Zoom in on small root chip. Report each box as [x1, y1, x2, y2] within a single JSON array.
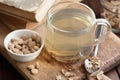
[[61, 69, 76, 77], [35, 62, 39, 69], [61, 69, 66, 75], [97, 71, 111, 80], [68, 76, 79, 80], [27, 65, 35, 70], [64, 72, 76, 77], [56, 74, 62, 80], [31, 68, 38, 75]]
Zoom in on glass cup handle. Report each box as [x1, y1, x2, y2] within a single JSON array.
[[95, 19, 111, 44]]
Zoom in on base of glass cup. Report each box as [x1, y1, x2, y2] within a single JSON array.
[[48, 51, 89, 63]]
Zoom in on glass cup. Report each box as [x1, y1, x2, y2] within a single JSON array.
[[45, 1, 111, 63]]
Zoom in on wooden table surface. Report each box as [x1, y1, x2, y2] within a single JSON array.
[[0, 22, 120, 80], [1, 53, 120, 80], [105, 33, 120, 80]]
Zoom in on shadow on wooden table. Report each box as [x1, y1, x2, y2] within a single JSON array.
[[0, 54, 25, 80]]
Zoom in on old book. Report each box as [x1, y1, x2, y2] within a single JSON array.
[[0, 12, 41, 30], [0, 0, 56, 22]]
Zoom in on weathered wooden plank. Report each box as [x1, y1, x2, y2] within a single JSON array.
[[105, 69, 120, 80]]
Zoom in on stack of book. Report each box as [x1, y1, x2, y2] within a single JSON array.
[[0, 0, 57, 30]]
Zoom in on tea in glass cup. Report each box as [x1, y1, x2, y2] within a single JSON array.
[[45, 1, 111, 63]]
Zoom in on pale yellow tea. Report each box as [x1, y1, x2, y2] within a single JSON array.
[[45, 8, 95, 63]]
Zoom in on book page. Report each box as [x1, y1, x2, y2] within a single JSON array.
[[0, 0, 43, 12]]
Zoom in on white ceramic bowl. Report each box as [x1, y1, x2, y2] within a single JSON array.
[[4, 29, 44, 62]]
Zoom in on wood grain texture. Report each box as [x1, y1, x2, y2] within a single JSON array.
[[105, 69, 120, 80], [117, 65, 120, 77], [0, 21, 120, 80], [98, 32, 120, 72]]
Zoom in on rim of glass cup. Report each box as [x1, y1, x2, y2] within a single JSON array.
[[46, 1, 96, 33]]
